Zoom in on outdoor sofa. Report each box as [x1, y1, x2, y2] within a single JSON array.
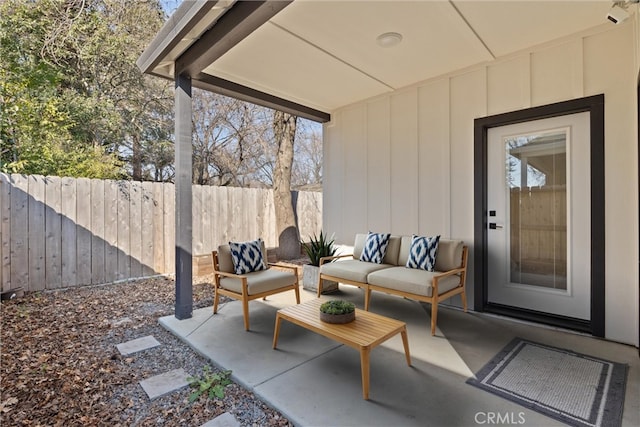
[[317, 233, 468, 335]]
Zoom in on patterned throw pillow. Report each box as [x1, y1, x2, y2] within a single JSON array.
[[360, 232, 391, 264], [406, 235, 440, 271], [229, 238, 267, 275]]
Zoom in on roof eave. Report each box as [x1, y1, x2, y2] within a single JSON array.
[[138, 0, 331, 123], [194, 73, 330, 122], [136, 0, 218, 74]]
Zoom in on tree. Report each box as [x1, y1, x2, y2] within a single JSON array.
[[0, 0, 172, 179], [0, 0, 123, 178], [272, 110, 299, 259], [0, 0, 326, 187], [292, 120, 323, 189], [191, 90, 270, 186]]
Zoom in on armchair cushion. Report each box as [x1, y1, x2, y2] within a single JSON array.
[[229, 238, 267, 274], [220, 268, 298, 295], [360, 232, 391, 264]]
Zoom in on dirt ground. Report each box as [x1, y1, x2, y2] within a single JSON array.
[[0, 275, 294, 426]]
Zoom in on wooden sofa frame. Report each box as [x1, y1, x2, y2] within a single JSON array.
[[318, 245, 468, 336]]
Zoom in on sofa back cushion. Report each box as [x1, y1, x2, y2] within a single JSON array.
[[353, 233, 401, 265], [217, 240, 268, 274], [435, 239, 464, 271], [399, 237, 464, 271], [353, 233, 367, 259], [398, 235, 414, 266]]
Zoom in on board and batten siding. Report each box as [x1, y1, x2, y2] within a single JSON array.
[[0, 174, 322, 292], [323, 21, 638, 345]]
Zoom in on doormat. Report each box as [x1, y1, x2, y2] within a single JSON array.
[[467, 338, 628, 427]]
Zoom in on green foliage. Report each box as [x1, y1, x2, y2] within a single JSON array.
[[0, 0, 170, 179], [0, 0, 322, 185], [319, 300, 355, 315], [187, 366, 232, 403], [302, 231, 337, 266]]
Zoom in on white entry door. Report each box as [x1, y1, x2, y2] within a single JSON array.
[[487, 112, 591, 320]]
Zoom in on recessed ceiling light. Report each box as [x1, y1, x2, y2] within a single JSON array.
[[376, 32, 402, 48]]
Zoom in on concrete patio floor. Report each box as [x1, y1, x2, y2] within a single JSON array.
[[159, 286, 639, 427]]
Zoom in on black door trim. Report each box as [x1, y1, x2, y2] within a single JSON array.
[[473, 94, 605, 337]]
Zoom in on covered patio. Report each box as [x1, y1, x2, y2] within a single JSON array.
[[138, 1, 639, 425], [139, 0, 639, 344], [160, 286, 639, 426]]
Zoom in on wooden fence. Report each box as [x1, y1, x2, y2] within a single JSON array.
[[0, 173, 322, 292], [510, 186, 567, 277]]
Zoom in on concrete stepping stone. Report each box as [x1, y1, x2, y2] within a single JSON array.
[[117, 335, 160, 356], [139, 368, 190, 400], [200, 412, 240, 427]]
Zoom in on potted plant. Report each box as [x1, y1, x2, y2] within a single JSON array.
[[301, 231, 339, 293], [319, 300, 356, 324]]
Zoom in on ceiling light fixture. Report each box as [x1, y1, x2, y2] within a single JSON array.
[[376, 32, 403, 48]]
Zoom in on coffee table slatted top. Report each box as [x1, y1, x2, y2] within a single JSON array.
[[276, 299, 405, 348]]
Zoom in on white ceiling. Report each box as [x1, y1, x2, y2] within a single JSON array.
[[174, 1, 617, 113]]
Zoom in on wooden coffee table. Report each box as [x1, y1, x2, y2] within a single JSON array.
[[272, 299, 411, 400]]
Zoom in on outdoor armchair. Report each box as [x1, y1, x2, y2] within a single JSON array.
[[212, 240, 300, 330]]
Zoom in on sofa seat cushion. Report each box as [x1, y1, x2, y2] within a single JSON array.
[[320, 259, 392, 283], [220, 268, 297, 295], [367, 267, 461, 297]]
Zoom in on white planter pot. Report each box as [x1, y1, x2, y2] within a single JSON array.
[[302, 264, 339, 294]]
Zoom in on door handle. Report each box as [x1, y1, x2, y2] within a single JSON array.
[[489, 223, 503, 229]]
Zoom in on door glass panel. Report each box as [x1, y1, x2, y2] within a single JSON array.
[[506, 130, 567, 290]]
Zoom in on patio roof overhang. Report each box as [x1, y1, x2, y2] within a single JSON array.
[[137, 0, 616, 319], [138, 0, 614, 124]]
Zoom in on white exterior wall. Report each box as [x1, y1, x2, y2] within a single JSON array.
[[323, 21, 639, 346]]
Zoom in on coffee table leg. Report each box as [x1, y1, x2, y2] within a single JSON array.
[[272, 314, 282, 349], [360, 347, 370, 400], [401, 327, 411, 366]]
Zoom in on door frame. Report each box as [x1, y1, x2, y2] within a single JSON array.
[[473, 94, 605, 337]]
